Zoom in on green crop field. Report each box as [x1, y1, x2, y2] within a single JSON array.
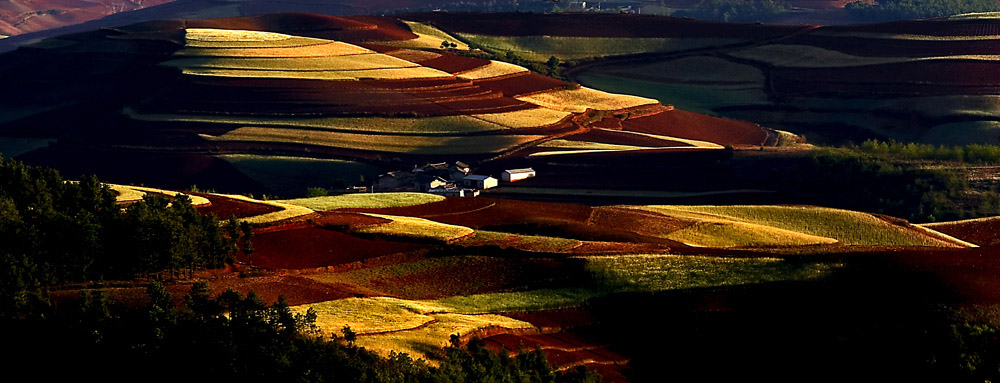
[[463, 230, 582, 252], [576, 72, 769, 115], [605, 56, 766, 84], [0, 137, 55, 158], [220, 155, 378, 197], [457, 34, 743, 61]]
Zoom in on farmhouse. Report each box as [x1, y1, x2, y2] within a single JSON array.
[[450, 161, 471, 181], [428, 186, 480, 197], [501, 168, 536, 182], [376, 171, 413, 190], [415, 175, 447, 192], [461, 175, 498, 190]]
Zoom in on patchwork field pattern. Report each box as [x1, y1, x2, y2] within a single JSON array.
[[561, 13, 1000, 144]]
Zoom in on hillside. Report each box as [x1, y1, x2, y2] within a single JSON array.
[[0, 12, 788, 195], [401, 12, 1000, 145]]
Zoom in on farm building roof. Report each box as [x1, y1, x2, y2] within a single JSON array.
[[504, 168, 535, 174], [464, 175, 495, 181]]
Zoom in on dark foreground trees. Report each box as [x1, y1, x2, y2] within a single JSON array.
[[0, 156, 246, 317], [6, 282, 601, 383]]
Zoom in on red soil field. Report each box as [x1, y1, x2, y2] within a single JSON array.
[[785, 33, 1000, 57], [358, 197, 685, 248], [880, 247, 1000, 304], [341, 196, 497, 217], [118, 13, 419, 44], [570, 241, 671, 254], [244, 226, 428, 269], [311, 211, 392, 229], [583, 363, 632, 383], [562, 128, 694, 147], [205, 273, 359, 306], [342, 16, 419, 41], [415, 54, 492, 74], [590, 117, 622, 130], [347, 256, 584, 300], [0, 0, 176, 36], [184, 77, 471, 91], [348, 198, 678, 247], [420, 198, 594, 228], [474, 72, 575, 97], [193, 193, 282, 219], [621, 109, 769, 147], [925, 218, 1000, 247], [482, 329, 630, 383], [404, 12, 811, 38], [503, 307, 597, 329]]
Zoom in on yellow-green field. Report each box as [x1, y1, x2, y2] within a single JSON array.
[[175, 42, 373, 58], [381, 21, 469, 50], [470, 107, 572, 128], [462, 230, 582, 252], [215, 194, 315, 224], [278, 192, 444, 211], [454, 60, 529, 80], [536, 139, 650, 151], [108, 184, 211, 206], [163, 54, 420, 71], [628, 205, 966, 247], [125, 109, 513, 134], [355, 214, 474, 243], [516, 87, 658, 113]]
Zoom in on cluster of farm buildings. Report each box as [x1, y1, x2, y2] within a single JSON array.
[[376, 162, 535, 197]]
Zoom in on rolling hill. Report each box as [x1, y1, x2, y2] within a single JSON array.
[[401, 12, 1000, 145], [0, 12, 789, 194]]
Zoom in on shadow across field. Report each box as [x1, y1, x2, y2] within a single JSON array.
[[584, 256, 977, 382]]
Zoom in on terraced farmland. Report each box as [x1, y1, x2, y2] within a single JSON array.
[[557, 13, 1000, 145]]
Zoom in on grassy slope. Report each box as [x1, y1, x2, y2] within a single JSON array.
[[643, 205, 958, 247], [356, 214, 474, 243], [279, 192, 444, 211]]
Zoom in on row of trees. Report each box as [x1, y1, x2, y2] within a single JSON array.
[[845, 139, 1000, 164], [7, 282, 600, 382], [782, 147, 1000, 222], [0, 156, 251, 317], [675, 0, 790, 23]]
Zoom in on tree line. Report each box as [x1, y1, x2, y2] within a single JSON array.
[[0, 156, 250, 318]]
